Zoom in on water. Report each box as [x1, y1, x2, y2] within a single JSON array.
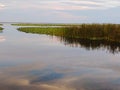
[[0, 24, 120, 90]]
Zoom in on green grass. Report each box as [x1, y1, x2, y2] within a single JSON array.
[[18, 24, 120, 42], [17, 24, 120, 53], [0, 24, 3, 30], [18, 27, 67, 36], [0, 27, 3, 30], [12, 23, 81, 26]]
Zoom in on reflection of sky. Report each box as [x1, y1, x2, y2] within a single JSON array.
[[0, 36, 5, 42], [1, 61, 120, 90], [0, 0, 120, 23], [0, 24, 120, 90]]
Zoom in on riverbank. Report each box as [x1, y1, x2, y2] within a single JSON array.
[[12, 23, 82, 26]]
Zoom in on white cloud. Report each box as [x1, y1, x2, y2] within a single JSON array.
[[28, 0, 120, 10], [51, 11, 87, 19], [0, 0, 120, 23], [2, 0, 120, 10]]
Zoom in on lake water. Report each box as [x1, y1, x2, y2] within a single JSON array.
[[0, 24, 120, 90]]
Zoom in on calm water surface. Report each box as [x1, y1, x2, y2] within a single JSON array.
[[0, 24, 120, 90]]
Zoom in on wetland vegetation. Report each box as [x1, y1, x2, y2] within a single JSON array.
[[17, 24, 120, 53], [0, 27, 3, 31], [1, 23, 120, 90], [18, 24, 120, 42], [0, 27, 3, 30], [12, 23, 81, 26], [0, 24, 3, 30]]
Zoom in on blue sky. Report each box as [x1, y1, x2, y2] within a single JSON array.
[[0, 0, 120, 23]]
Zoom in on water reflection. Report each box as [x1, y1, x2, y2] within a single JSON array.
[[0, 36, 6, 42], [17, 26, 120, 54], [1, 63, 120, 90], [58, 36, 120, 54], [0, 30, 3, 33], [30, 69, 63, 83], [1, 24, 120, 90]]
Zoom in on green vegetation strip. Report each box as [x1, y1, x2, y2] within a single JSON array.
[[0, 27, 3, 30], [18, 24, 120, 42], [12, 23, 81, 26]]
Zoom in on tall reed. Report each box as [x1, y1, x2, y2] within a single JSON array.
[[18, 24, 120, 42]]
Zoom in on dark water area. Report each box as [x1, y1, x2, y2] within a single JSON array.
[[0, 24, 120, 90], [54, 37, 120, 54]]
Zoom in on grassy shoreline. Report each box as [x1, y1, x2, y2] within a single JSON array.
[[12, 23, 83, 26], [0, 27, 3, 30], [17, 24, 120, 43], [0, 24, 3, 30]]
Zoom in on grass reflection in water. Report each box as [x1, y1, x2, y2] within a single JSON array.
[[17, 24, 120, 54]]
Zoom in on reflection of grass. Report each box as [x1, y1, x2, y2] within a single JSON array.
[[18, 24, 120, 42], [12, 23, 80, 26]]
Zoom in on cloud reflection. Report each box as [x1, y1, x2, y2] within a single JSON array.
[[0, 36, 6, 42], [0, 61, 120, 90], [0, 3, 5, 8]]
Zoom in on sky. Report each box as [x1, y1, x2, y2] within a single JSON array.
[[0, 0, 120, 23]]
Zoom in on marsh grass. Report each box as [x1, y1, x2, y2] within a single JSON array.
[[0, 24, 3, 30], [17, 24, 120, 53], [0, 27, 3, 30], [12, 23, 80, 26], [18, 27, 67, 35], [18, 24, 120, 42]]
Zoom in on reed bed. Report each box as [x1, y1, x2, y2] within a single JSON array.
[[18, 24, 120, 42]]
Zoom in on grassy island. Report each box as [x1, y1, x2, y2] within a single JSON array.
[[18, 24, 120, 42], [12, 23, 80, 26]]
